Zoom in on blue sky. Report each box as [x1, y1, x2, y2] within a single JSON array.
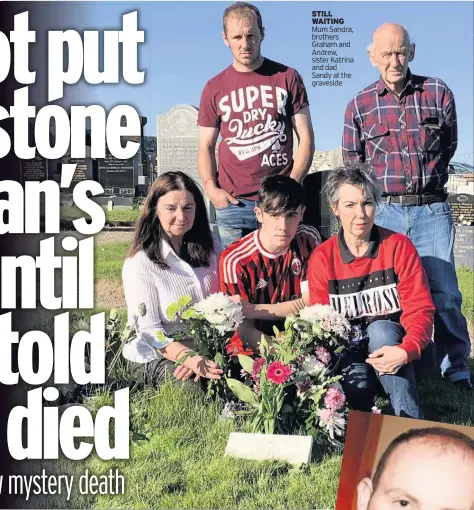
[[50, 1, 473, 164]]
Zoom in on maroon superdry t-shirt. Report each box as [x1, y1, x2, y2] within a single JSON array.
[[198, 58, 309, 200]]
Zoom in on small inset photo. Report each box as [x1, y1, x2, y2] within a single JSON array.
[[336, 410, 474, 510]]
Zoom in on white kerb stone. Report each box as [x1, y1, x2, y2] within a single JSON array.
[[107, 200, 113, 211], [224, 432, 313, 465]]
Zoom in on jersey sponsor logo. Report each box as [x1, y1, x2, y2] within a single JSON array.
[[256, 278, 268, 290], [291, 257, 302, 276]]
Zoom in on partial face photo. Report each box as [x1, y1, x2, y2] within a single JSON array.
[[357, 438, 474, 510], [156, 189, 196, 238], [337, 413, 474, 510]]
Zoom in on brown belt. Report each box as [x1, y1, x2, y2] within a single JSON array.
[[381, 192, 447, 206]]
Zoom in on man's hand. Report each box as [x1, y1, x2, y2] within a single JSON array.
[[366, 346, 408, 375], [206, 184, 239, 209], [184, 355, 223, 382]]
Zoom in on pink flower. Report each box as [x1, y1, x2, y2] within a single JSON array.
[[318, 408, 334, 425], [315, 346, 332, 365], [324, 387, 346, 411], [317, 408, 346, 440], [266, 361, 292, 384], [296, 377, 312, 397], [372, 406, 382, 414], [251, 357, 266, 381]]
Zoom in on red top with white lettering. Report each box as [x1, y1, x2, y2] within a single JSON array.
[[198, 58, 309, 200], [220, 224, 321, 356], [307, 226, 435, 362]]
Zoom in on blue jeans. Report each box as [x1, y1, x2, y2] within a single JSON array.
[[215, 198, 259, 248], [340, 320, 423, 419], [375, 201, 471, 383]]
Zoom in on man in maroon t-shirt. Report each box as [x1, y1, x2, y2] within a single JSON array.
[[198, 1, 314, 248]]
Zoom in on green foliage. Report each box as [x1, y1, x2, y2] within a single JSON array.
[[238, 355, 255, 374], [226, 378, 260, 407]]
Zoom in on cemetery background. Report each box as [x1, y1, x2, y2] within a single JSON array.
[[15, 104, 470, 508], [8, 108, 472, 508]]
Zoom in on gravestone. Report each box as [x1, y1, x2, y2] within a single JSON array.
[[303, 169, 338, 240], [98, 150, 136, 196], [20, 157, 48, 183], [448, 193, 474, 269], [156, 105, 215, 221], [454, 226, 474, 269], [98, 116, 147, 197], [448, 193, 474, 226]]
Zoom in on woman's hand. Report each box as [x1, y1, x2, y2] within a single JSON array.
[[173, 364, 196, 381], [229, 295, 256, 318], [184, 355, 223, 382], [366, 346, 408, 375]]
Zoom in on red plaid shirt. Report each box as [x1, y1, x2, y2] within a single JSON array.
[[342, 69, 457, 195]]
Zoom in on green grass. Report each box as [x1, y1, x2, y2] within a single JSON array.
[[41, 381, 340, 509], [61, 205, 141, 223], [62, 261, 474, 509], [95, 242, 130, 279], [458, 268, 474, 323]]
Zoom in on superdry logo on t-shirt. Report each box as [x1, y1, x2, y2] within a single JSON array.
[[218, 85, 290, 168]]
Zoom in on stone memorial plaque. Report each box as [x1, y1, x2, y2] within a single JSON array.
[[449, 193, 474, 226], [157, 105, 215, 221], [98, 149, 135, 196], [20, 157, 48, 183], [454, 226, 474, 269]]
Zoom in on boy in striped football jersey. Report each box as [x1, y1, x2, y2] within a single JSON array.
[[219, 175, 322, 356]]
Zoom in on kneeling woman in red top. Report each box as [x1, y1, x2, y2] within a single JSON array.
[[307, 164, 435, 419]]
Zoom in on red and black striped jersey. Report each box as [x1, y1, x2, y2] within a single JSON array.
[[219, 224, 322, 355]]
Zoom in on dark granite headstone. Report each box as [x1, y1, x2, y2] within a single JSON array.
[[448, 193, 474, 226], [20, 157, 48, 183], [98, 149, 135, 196], [303, 170, 337, 240], [454, 226, 474, 269]]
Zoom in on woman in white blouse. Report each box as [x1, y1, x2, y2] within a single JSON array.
[[122, 171, 223, 385]]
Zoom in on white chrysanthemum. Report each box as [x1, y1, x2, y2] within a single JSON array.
[[300, 355, 326, 377], [299, 305, 350, 339], [299, 304, 334, 322], [193, 292, 244, 333]]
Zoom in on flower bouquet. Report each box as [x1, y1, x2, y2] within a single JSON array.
[[226, 304, 351, 446], [161, 292, 244, 396]]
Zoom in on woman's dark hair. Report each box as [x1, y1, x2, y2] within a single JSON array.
[[128, 171, 214, 269]]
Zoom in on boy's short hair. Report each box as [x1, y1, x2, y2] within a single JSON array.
[[257, 175, 305, 215]]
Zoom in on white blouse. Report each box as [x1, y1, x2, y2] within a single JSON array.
[[122, 236, 221, 363]]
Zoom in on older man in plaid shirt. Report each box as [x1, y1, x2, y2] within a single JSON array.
[[342, 23, 472, 389]]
